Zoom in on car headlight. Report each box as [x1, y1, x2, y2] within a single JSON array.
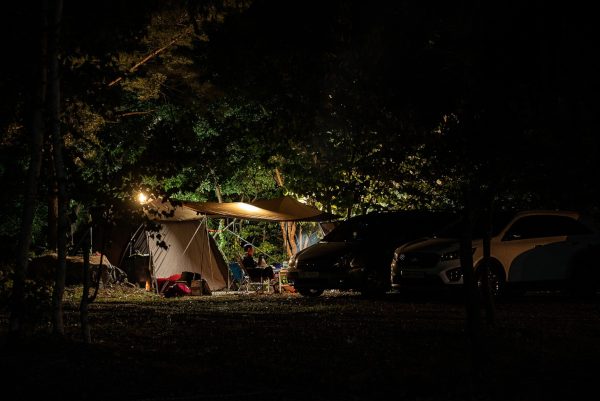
[[440, 248, 476, 261], [440, 250, 460, 261], [334, 254, 353, 269], [349, 257, 361, 269], [445, 267, 463, 282], [393, 249, 409, 264], [288, 256, 297, 269]]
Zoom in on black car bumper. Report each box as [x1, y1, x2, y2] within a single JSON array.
[[287, 269, 365, 290]]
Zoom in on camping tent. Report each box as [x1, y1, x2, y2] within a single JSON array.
[[123, 202, 229, 292], [122, 196, 336, 292]]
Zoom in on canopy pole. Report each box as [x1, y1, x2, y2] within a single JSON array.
[[182, 219, 204, 256], [211, 218, 236, 239], [118, 223, 144, 268], [180, 219, 207, 286], [212, 218, 235, 292], [146, 230, 158, 294], [202, 216, 217, 286], [221, 226, 273, 261]]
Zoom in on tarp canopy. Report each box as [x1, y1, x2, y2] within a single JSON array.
[[183, 195, 338, 222], [139, 196, 337, 269]]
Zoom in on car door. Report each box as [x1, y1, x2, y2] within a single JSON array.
[[502, 215, 591, 282], [495, 216, 543, 282]]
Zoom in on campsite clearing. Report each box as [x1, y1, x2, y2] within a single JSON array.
[[1, 287, 599, 401]]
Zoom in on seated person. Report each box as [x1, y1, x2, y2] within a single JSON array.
[[257, 254, 268, 267], [242, 244, 274, 281]]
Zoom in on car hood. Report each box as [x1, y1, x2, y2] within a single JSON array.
[[398, 237, 461, 254], [295, 241, 354, 261]]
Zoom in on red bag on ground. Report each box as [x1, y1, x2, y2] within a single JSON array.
[[157, 274, 182, 294], [164, 282, 191, 298]]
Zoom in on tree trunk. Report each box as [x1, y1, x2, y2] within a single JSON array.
[[273, 168, 284, 188], [461, 181, 493, 398], [272, 167, 298, 257], [47, 0, 66, 337], [281, 222, 298, 258], [479, 203, 496, 325], [47, 180, 58, 251], [214, 182, 223, 203], [80, 232, 92, 343], [460, 199, 480, 340], [9, 0, 49, 339], [81, 219, 108, 344], [213, 180, 226, 248]]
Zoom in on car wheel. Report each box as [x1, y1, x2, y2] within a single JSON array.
[[361, 269, 390, 297], [476, 265, 504, 298], [567, 246, 600, 299], [569, 264, 599, 299], [298, 288, 324, 297]]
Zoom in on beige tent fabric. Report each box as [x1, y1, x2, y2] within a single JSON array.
[[143, 199, 203, 221], [146, 220, 228, 290]]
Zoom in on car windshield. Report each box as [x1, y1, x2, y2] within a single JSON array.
[[434, 211, 516, 239], [323, 220, 381, 242], [323, 212, 454, 242]]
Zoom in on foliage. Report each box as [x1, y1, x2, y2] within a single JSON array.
[[211, 218, 288, 264], [0, 263, 53, 330], [410, 2, 600, 215], [202, 0, 464, 215], [3, 0, 600, 274]]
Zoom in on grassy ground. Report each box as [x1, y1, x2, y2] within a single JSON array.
[[1, 286, 599, 401]]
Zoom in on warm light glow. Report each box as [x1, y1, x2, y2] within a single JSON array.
[[238, 203, 262, 212], [137, 192, 148, 204]]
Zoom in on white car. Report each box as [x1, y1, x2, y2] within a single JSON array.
[[391, 210, 600, 296]]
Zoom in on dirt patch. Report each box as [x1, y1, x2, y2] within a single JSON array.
[[26, 252, 116, 285], [1, 286, 599, 401]]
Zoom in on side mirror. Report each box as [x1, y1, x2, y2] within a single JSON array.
[[504, 232, 521, 241]]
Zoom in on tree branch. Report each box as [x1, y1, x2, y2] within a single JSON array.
[[108, 25, 193, 87]]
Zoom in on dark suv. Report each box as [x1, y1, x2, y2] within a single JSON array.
[[287, 211, 455, 297]]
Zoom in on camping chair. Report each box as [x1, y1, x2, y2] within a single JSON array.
[[229, 261, 273, 293], [245, 262, 278, 293], [229, 262, 249, 292]]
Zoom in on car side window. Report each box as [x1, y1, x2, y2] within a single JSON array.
[[502, 215, 593, 241]]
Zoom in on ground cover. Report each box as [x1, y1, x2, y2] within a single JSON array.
[[1, 286, 599, 401]]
